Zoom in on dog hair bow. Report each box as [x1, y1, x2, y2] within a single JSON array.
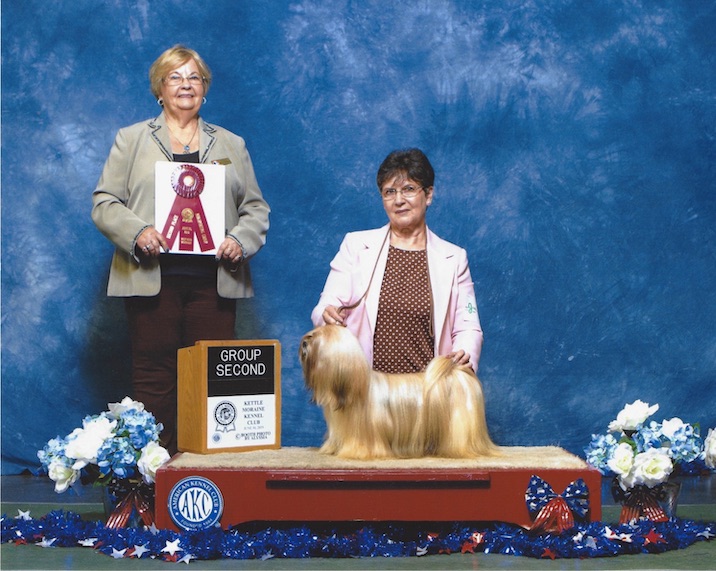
[[525, 475, 590, 533]]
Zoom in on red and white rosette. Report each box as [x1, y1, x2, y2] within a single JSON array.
[[161, 164, 216, 252]]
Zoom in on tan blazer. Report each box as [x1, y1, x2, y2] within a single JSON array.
[[311, 225, 484, 371], [91, 114, 270, 298]]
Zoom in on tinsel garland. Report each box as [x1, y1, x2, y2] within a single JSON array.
[[2, 510, 714, 563]]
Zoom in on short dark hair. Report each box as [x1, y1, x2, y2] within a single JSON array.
[[376, 148, 435, 190]]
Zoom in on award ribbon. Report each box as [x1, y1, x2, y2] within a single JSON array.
[[161, 164, 216, 252]]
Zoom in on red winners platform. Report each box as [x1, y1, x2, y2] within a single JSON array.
[[155, 446, 601, 531]]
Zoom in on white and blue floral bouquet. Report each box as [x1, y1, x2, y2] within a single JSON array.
[[38, 397, 171, 493], [584, 399, 716, 492]]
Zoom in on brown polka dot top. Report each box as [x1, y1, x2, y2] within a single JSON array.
[[373, 246, 434, 373]]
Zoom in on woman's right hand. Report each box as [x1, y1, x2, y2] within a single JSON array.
[[322, 305, 347, 326], [136, 227, 168, 258]]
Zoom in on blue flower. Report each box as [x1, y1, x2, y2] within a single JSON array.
[[96, 437, 139, 480], [666, 425, 702, 464], [37, 436, 68, 469], [633, 421, 664, 452], [117, 409, 162, 450], [584, 433, 618, 475]]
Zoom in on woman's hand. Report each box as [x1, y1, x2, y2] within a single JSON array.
[[448, 349, 471, 368], [137, 227, 168, 258], [322, 305, 346, 326], [216, 237, 244, 265]]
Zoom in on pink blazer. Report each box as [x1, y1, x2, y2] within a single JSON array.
[[311, 225, 484, 371]]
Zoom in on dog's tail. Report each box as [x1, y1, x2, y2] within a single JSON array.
[[422, 357, 498, 457]]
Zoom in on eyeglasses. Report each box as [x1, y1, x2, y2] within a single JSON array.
[[163, 73, 205, 86], [380, 185, 425, 201]]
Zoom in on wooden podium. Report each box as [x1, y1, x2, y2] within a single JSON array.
[[177, 340, 281, 454]]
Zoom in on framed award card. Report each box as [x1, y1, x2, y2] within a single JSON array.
[[155, 162, 225, 255]]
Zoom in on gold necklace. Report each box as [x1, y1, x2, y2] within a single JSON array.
[[168, 121, 199, 153]]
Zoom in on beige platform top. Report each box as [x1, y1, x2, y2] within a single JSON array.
[[167, 446, 590, 471]]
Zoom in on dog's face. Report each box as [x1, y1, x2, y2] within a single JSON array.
[[299, 329, 318, 388], [299, 325, 359, 368], [300, 325, 350, 383], [299, 325, 371, 407]]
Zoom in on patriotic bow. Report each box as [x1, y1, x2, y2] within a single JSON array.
[[611, 479, 675, 524], [525, 475, 590, 534]]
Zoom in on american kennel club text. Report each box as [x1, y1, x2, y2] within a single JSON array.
[[207, 345, 277, 449]]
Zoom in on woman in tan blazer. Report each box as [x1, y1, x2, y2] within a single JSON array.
[[92, 45, 270, 454]]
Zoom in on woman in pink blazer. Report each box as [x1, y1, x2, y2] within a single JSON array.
[[311, 149, 483, 373]]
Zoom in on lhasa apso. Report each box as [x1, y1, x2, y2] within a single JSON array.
[[299, 325, 497, 460]]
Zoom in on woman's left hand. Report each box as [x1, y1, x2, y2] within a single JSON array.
[[448, 349, 471, 368], [216, 237, 244, 265]]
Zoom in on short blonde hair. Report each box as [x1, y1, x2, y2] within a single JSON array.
[[149, 45, 212, 99]]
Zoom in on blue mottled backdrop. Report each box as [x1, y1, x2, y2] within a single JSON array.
[[2, 0, 715, 473]]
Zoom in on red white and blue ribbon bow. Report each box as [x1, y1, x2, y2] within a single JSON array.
[[525, 475, 590, 533]]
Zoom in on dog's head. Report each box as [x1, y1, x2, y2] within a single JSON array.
[[299, 325, 370, 409]]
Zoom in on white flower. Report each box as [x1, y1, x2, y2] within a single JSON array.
[[607, 442, 635, 480], [47, 459, 79, 493], [608, 400, 659, 433], [137, 441, 171, 484], [64, 416, 117, 470], [107, 396, 145, 419], [629, 448, 673, 488], [704, 428, 716, 469], [660, 417, 687, 440]]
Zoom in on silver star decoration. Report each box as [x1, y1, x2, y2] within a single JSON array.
[[261, 550, 275, 561], [111, 548, 127, 559], [161, 538, 183, 556], [38, 537, 57, 548], [15, 510, 31, 521], [132, 544, 150, 558]]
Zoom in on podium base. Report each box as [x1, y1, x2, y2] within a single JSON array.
[[154, 446, 601, 531]]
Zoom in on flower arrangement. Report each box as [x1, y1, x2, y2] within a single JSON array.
[[584, 399, 715, 491], [38, 397, 171, 494], [585, 400, 715, 523]]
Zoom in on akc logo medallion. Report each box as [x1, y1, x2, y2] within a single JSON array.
[[168, 476, 223, 531]]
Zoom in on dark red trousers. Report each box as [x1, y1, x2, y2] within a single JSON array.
[[124, 276, 236, 455]]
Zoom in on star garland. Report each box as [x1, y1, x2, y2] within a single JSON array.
[[2, 509, 714, 562]]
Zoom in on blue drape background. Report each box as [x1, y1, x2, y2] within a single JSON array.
[[2, 0, 715, 474]]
